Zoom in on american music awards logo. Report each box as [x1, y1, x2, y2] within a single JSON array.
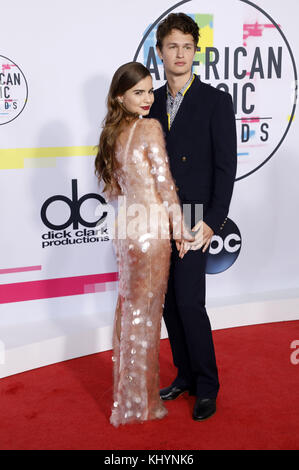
[[0, 55, 28, 125], [134, 0, 298, 181]]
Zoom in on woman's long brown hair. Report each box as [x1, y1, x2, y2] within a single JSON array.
[[95, 62, 151, 198]]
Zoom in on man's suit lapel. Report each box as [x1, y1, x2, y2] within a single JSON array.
[[168, 75, 201, 137], [153, 84, 168, 135]]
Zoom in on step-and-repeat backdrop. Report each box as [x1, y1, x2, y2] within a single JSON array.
[[1, 0, 298, 375]]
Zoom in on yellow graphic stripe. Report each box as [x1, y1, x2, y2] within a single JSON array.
[[0, 145, 97, 169]]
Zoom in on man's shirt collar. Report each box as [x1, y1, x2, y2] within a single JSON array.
[[166, 73, 194, 100]]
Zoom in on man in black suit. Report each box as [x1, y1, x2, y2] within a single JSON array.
[[148, 13, 237, 421]]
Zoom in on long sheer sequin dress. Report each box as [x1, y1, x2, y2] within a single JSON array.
[[109, 117, 185, 427]]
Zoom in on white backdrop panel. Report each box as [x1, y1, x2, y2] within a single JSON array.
[[0, 0, 298, 378]]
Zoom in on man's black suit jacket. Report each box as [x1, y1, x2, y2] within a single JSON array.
[[148, 74, 237, 235]]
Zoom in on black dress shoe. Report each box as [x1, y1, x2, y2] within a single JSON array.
[[160, 385, 190, 401], [192, 398, 216, 421]]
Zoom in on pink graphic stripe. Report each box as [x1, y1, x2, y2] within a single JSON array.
[[0, 265, 42, 275], [240, 144, 267, 148], [0, 272, 119, 304], [242, 117, 260, 123], [243, 22, 279, 46]]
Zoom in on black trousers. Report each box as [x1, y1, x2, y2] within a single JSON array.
[[163, 240, 220, 399]]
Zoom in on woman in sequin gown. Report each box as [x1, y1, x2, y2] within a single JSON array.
[[95, 63, 193, 427]]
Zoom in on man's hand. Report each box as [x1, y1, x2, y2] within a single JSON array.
[[190, 220, 214, 252], [176, 221, 214, 256]]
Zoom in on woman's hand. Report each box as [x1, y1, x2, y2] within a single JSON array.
[[175, 223, 195, 258], [176, 240, 190, 259]]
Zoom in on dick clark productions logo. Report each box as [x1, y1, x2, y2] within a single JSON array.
[[40, 180, 109, 249], [0, 55, 28, 125]]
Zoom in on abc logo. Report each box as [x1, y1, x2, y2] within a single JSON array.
[[206, 218, 241, 274]]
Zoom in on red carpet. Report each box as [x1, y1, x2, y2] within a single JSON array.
[[0, 320, 298, 450]]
